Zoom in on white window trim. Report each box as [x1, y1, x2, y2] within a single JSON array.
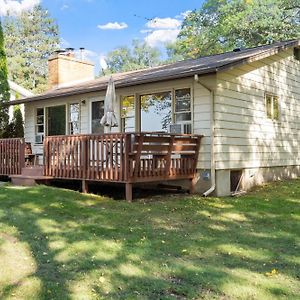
[[265, 93, 280, 122], [34, 107, 45, 144]]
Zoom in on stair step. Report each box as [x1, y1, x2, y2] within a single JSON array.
[[10, 175, 53, 187], [21, 166, 44, 177], [11, 176, 37, 187]]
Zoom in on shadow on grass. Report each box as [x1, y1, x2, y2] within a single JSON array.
[[0, 180, 299, 299]]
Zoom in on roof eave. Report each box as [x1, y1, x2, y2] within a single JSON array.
[[216, 39, 300, 72], [9, 39, 300, 106], [9, 70, 216, 105]]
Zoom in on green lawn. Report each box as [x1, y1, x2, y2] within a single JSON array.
[[0, 181, 299, 300]]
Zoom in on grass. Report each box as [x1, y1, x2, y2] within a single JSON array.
[[0, 180, 299, 300]]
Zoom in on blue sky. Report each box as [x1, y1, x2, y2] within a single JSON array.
[[1, 0, 203, 69]]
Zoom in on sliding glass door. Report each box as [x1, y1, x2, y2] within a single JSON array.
[[47, 105, 66, 136]]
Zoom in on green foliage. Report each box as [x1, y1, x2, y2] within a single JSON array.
[[169, 0, 300, 59], [0, 20, 10, 138], [104, 39, 161, 74], [8, 105, 24, 138], [3, 5, 59, 93]]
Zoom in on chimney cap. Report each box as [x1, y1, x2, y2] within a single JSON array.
[[54, 49, 66, 54]]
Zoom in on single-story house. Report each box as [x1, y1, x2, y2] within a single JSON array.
[[8, 80, 34, 121], [9, 39, 300, 196]]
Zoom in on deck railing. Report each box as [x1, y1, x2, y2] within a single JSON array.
[[0, 138, 25, 176], [44, 132, 202, 183], [44, 133, 129, 182]]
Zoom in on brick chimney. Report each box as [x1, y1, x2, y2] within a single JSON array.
[[48, 49, 95, 89]]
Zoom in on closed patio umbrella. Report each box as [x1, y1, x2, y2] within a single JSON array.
[[100, 76, 118, 131]]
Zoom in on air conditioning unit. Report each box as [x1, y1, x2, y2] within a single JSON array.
[[169, 123, 192, 134], [35, 135, 44, 144], [169, 124, 182, 134]]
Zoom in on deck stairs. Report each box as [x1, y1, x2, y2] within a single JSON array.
[[10, 166, 53, 186]]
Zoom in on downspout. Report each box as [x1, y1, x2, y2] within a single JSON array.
[[194, 74, 216, 197]]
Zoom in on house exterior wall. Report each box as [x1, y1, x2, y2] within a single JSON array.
[[24, 77, 213, 190], [214, 48, 300, 195]]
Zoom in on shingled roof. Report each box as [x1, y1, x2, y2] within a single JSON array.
[[10, 39, 300, 105]]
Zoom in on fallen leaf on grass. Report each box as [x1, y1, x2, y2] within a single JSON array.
[[265, 269, 278, 276]]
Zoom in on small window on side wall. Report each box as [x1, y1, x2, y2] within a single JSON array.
[[35, 108, 44, 144], [175, 88, 192, 133], [265, 94, 279, 121], [69, 103, 80, 135]]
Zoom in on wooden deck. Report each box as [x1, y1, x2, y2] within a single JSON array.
[[2, 133, 203, 201]]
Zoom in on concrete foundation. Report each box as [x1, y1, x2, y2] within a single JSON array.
[[214, 165, 300, 197]]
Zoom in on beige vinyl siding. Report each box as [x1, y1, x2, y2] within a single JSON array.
[[215, 48, 300, 170], [193, 80, 212, 169], [24, 77, 213, 169]]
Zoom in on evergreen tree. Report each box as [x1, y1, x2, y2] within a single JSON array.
[[0, 20, 10, 138], [9, 105, 24, 138], [3, 5, 59, 93]]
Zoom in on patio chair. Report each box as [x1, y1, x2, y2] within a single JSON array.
[[25, 142, 39, 166]]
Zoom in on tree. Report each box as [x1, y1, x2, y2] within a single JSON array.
[[8, 105, 24, 138], [0, 20, 10, 138], [3, 5, 59, 93], [169, 0, 300, 59], [104, 40, 161, 74]]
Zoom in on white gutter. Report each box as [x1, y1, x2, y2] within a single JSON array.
[[194, 74, 216, 197]]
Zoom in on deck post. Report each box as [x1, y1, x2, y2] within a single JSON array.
[[125, 183, 133, 202], [189, 177, 197, 194], [82, 180, 88, 193]]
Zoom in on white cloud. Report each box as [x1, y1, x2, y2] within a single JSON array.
[[0, 0, 40, 16], [97, 22, 128, 30], [145, 29, 180, 47], [175, 10, 192, 19], [60, 4, 69, 11], [146, 17, 181, 29], [142, 15, 185, 47]]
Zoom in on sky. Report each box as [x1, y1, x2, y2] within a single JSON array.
[[0, 0, 203, 70]]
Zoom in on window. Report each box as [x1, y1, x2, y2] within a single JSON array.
[[91, 101, 104, 134], [121, 95, 135, 132], [35, 108, 44, 143], [140, 91, 172, 132], [47, 105, 66, 136], [175, 88, 192, 133], [69, 103, 80, 135], [265, 94, 279, 121]]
